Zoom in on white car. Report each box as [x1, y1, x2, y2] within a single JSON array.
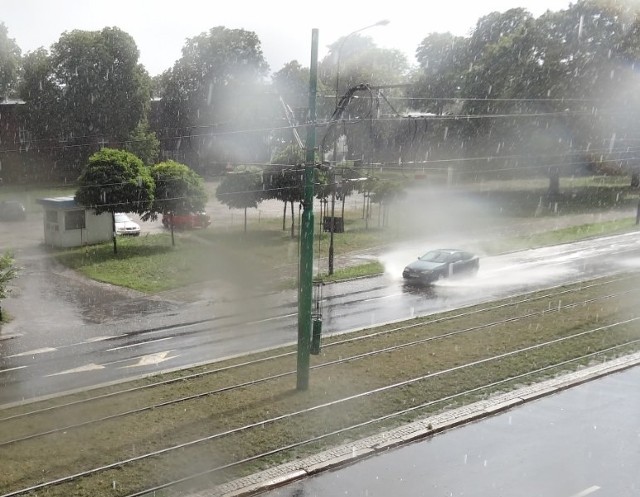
[[114, 213, 141, 236]]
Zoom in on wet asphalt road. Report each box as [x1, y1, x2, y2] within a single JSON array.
[[257, 364, 640, 497], [1, 227, 640, 405]]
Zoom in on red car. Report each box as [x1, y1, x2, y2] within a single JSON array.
[[162, 211, 211, 229]]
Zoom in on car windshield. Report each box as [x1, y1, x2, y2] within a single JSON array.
[[114, 213, 130, 223], [419, 250, 452, 263]]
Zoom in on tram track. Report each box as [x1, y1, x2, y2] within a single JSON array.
[[1, 274, 640, 496]]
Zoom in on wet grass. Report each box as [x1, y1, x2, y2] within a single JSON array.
[[481, 218, 639, 254], [51, 213, 639, 294]]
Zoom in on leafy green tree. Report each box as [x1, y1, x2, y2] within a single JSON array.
[[124, 120, 160, 166], [0, 251, 18, 322], [0, 23, 21, 100], [320, 34, 408, 106], [19, 48, 63, 145], [410, 32, 469, 115], [319, 35, 408, 165], [272, 61, 309, 114], [20, 27, 151, 174], [216, 166, 264, 232], [76, 148, 154, 254], [148, 160, 207, 216], [265, 144, 307, 238], [145, 160, 207, 245], [52, 27, 151, 141], [271, 61, 314, 148], [156, 27, 270, 170]]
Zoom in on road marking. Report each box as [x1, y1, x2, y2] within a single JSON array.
[[85, 336, 117, 342], [106, 336, 172, 351], [46, 363, 105, 376], [247, 313, 297, 325], [7, 347, 56, 358], [363, 293, 402, 302], [570, 486, 601, 497], [0, 365, 28, 374], [122, 351, 177, 368]]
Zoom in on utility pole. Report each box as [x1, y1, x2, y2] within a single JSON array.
[[297, 28, 318, 391]]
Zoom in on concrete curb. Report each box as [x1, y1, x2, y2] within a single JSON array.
[[193, 352, 640, 497]]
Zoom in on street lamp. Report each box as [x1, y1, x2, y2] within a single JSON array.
[[328, 19, 389, 275]]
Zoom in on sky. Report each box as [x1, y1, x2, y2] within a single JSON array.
[[3, 0, 574, 77]]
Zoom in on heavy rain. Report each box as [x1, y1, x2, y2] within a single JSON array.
[[1, 1, 639, 496]]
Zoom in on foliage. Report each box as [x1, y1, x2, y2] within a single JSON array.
[[144, 160, 207, 220], [19, 48, 62, 142], [124, 120, 160, 166], [7, 2, 640, 187], [272, 60, 309, 112], [75, 148, 154, 215], [156, 27, 271, 170], [0, 23, 21, 100], [0, 251, 17, 301], [216, 166, 264, 210], [51, 27, 151, 141], [410, 32, 469, 115], [19, 27, 151, 173], [319, 33, 408, 116]]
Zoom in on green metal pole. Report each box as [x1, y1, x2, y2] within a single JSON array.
[[297, 28, 318, 391]]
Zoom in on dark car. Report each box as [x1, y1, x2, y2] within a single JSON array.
[[402, 248, 479, 285], [0, 200, 27, 221], [162, 211, 211, 229]]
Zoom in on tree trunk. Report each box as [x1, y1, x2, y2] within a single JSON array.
[[244, 207, 247, 232], [290, 201, 295, 238], [282, 202, 286, 231], [548, 166, 560, 197], [111, 212, 118, 254]]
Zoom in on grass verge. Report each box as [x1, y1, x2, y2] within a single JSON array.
[[52, 216, 639, 293]]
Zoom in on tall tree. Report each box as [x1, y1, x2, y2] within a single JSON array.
[[76, 148, 154, 254], [271, 61, 312, 150], [411, 32, 469, 115], [124, 119, 160, 166], [0, 23, 21, 101], [145, 160, 207, 245], [20, 27, 151, 174], [319, 35, 409, 165], [19, 48, 62, 145], [51, 27, 151, 141], [320, 34, 408, 118], [157, 27, 270, 171]]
